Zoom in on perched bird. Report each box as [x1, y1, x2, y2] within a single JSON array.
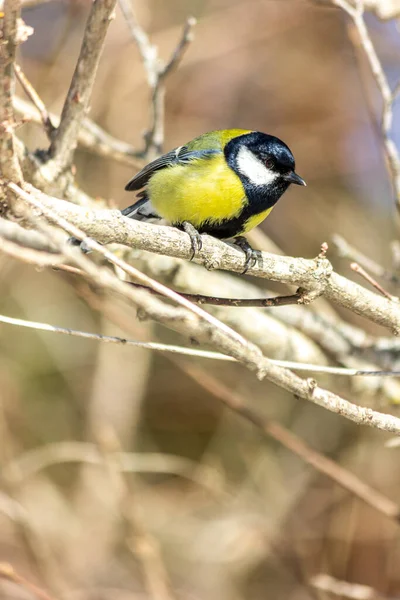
[[122, 129, 306, 271]]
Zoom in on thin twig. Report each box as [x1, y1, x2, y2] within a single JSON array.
[[0, 236, 64, 265], [0, 215, 59, 252], [95, 433, 176, 600], [54, 262, 307, 307], [332, 233, 400, 284], [5, 310, 400, 376], [0, 563, 56, 600], [14, 63, 55, 137], [333, 0, 400, 209], [13, 96, 143, 167], [3, 443, 222, 495], [128, 283, 308, 307], [351, 262, 395, 300], [119, 0, 196, 156]]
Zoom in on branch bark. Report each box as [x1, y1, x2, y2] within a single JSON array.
[[19, 184, 400, 335], [7, 182, 400, 437], [0, 0, 23, 186], [41, 0, 117, 186]]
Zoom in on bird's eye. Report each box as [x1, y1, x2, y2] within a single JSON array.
[[265, 158, 275, 169]]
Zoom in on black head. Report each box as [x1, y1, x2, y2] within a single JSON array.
[[225, 132, 305, 209]]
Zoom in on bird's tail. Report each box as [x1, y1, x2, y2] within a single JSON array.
[[121, 195, 160, 221]]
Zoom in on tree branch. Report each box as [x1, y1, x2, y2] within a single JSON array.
[[0, 0, 23, 185], [334, 0, 400, 210], [119, 0, 196, 157], [44, 0, 117, 182], [7, 181, 400, 436], [13, 96, 143, 168], [16, 183, 400, 335]]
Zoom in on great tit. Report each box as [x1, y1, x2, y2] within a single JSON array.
[[122, 129, 305, 271]]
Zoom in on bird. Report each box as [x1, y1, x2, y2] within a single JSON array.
[[122, 129, 306, 272]]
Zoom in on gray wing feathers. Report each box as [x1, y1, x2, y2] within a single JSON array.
[[124, 146, 220, 191]]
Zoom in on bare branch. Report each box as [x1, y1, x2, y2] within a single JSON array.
[[333, 233, 400, 284], [45, 0, 117, 180], [13, 95, 143, 168], [14, 63, 55, 137], [119, 0, 196, 156], [15, 183, 400, 335], [160, 16, 197, 79], [8, 183, 400, 436], [0, 215, 58, 251], [334, 0, 400, 210], [0, 0, 23, 185], [128, 283, 308, 307], [351, 262, 394, 299]]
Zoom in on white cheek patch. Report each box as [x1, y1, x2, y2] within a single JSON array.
[[236, 146, 278, 186]]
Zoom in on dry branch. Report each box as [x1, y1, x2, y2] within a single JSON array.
[[16, 184, 400, 335], [334, 0, 400, 209], [13, 96, 143, 168], [44, 0, 117, 182], [119, 0, 196, 156], [0, 0, 23, 185], [7, 182, 400, 436]]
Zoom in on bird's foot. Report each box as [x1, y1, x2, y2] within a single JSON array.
[[182, 221, 203, 260], [67, 236, 96, 254], [234, 236, 259, 274]]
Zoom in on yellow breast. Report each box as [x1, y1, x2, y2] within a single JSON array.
[[241, 206, 274, 233], [147, 154, 245, 228]]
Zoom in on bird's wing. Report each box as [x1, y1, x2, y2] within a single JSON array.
[[124, 146, 220, 191]]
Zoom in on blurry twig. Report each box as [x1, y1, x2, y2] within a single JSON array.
[[0, 216, 58, 252], [21, 0, 53, 8], [0, 236, 65, 265], [0, 403, 66, 595], [310, 573, 396, 599], [0, 563, 56, 600], [3, 443, 223, 495], [96, 432, 176, 600], [333, 0, 400, 210], [332, 233, 400, 284], [351, 262, 395, 299], [13, 96, 143, 168], [45, 0, 117, 179], [119, 0, 196, 157], [14, 64, 55, 137], [173, 361, 400, 522]]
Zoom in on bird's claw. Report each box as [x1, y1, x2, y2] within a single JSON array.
[[234, 236, 259, 274], [182, 221, 203, 260]]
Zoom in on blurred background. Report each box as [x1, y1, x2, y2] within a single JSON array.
[[2, 0, 400, 598]]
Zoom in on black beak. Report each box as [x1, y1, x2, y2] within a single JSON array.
[[285, 171, 306, 186]]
